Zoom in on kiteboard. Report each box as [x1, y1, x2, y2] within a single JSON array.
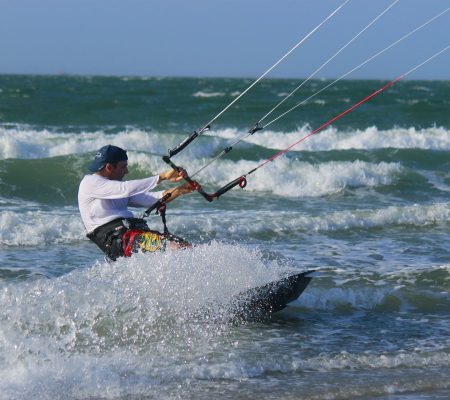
[[226, 270, 315, 319]]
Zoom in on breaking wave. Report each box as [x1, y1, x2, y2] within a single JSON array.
[[209, 125, 450, 152], [2, 202, 448, 247], [1, 124, 449, 160]]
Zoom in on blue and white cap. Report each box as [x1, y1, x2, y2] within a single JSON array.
[[88, 145, 128, 172]]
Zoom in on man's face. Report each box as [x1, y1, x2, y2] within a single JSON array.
[[105, 160, 129, 181]]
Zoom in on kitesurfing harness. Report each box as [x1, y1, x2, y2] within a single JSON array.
[[87, 194, 189, 261]]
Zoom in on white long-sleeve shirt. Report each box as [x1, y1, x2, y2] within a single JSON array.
[[78, 174, 164, 233]]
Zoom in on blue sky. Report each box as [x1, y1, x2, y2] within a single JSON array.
[[1, 0, 449, 79]]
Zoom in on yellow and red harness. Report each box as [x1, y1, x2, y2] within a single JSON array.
[[87, 217, 189, 261], [122, 229, 166, 256]]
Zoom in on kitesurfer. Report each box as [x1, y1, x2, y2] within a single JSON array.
[[78, 145, 196, 260]]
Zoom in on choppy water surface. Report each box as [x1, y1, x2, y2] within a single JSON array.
[[0, 75, 449, 399]]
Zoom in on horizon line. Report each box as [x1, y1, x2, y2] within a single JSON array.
[[0, 71, 449, 82]]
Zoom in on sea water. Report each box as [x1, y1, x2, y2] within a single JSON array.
[[0, 75, 449, 399]]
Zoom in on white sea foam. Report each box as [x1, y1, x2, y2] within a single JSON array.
[[0, 243, 288, 390], [108, 149, 402, 197], [1, 348, 449, 400], [190, 158, 402, 197], [0, 242, 448, 399], [418, 171, 450, 193], [0, 246, 448, 399], [1, 124, 449, 160], [208, 125, 450, 152], [2, 201, 448, 248], [0, 210, 85, 246], [0, 126, 179, 160], [0, 242, 304, 385], [172, 202, 450, 238], [297, 285, 401, 311], [192, 91, 226, 98], [313, 99, 326, 105], [298, 202, 450, 232]]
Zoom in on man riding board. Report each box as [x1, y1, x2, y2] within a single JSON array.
[[78, 145, 196, 260]]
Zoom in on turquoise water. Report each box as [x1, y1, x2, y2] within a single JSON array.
[[0, 75, 449, 399]]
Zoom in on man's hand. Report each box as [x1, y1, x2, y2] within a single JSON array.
[[159, 168, 187, 183], [176, 182, 197, 195], [163, 181, 198, 202]]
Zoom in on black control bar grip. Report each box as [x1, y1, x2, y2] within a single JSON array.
[[210, 176, 247, 200], [168, 131, 198, 157]]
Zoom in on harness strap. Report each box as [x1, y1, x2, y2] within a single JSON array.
[[157, 203, 169, 235]]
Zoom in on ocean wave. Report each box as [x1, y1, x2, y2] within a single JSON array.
[[2, 124, 449, 161], [171, 351, 450, 379], [296, 202, 450, 231], [0, 250, 448, 399], [0, 210, 85, 246], [173, 202, 450, 238], [0, 126, 180, 160], [2, 201, 448, 249], [208, 125, 450, 152], [0, 241, 448, 399], [190, 158, 402, 197], [297, 282, 450, 312], [0, 242, 447, 351], [296, 264, 450, 312], [105, 151, 402, 197], [0, 149, 435, 205], [1, 350, 449, 400]]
